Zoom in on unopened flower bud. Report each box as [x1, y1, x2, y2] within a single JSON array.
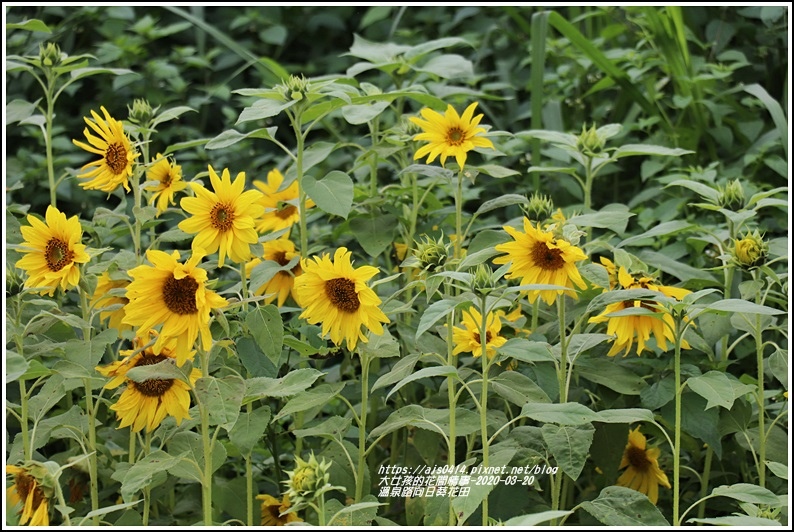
[[128, 98, 155, 125], [577, 123, 605, 156], [281, 74, 310, 101], [522, 192, 554, 222], [414, 235, 450, 272], [39, 42, 63, 67], [471, 264, 495, 296], [732, 230, 767, 269], [718, 179, 745, 210], [284, 452, 332, 505]]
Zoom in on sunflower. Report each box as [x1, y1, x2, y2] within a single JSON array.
[[6, 464, 50, 526], [252, 169, 315, 234], [89, 271, 132, 336], [15, 205, 90, 296], [616, 426, 671, 505], [72, 106, 139, 192], [294, 247, 390, 351], [123, 249, 228, 365], [493, 217, 588, 305], [588, 266, 691, 357], [452, 307, 507, 359], [245, 239, 302, 307], [256, 494, 303, 526], [409, 101, 495, 170], [599, 256, 619, 289], [147, 153, 187, 215], [178, 166, 264, 267], [97, 330, 201, 433]]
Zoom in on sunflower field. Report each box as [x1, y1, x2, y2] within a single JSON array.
[[4, 5, 790, 528]]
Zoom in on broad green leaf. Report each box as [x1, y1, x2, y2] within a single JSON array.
[[765, 461, 788, 480], [497, 338, 555, 363], [688, 516, 783, 526], [564, 333, 613, 359], [244, 368, 324, 403], [385, 366, 457, 401], [28, 374, 66, 421], [580, 486, 669, 526], [490, 371, 551, 405], [245, 305, 283, 365], [458, 247, 501, 270], [350, 213, 397, 257], [167, 431, 227, 483], [205, 127, 278, 150], [566, 209, 633, 232], [370, 405, 479, 440], [504, 510, 574, 526], [275, 383, 346, 421], [575, 358, 646, 395], [303, 171, 354, 219], [744, 83, 788, 158], [701, 299, 785, 315], [194, 375, 245, 431], [666, 179, 720, 203], [236, 98, 296, 123], [474, 194, 527, 216], [616, 220, 694, 248], [6, 99, 40, 125], [7, 19, 51, 32], [541, 423, 594, 481], [596, 408, 656, 424], [687, 371, 738, 410], [235, 336, 276, 378], [371, 353, 421, 392], [520, 402, 599, 425], [471, 164, 520, 179], [590, 422, 630, 485], [711, 483, 782, 506], [414, 53, 473, 79], [613, 144, 693, 158], [69, 67, 135, 83], [228, 406, 271, 455], [119, 450, 180, 502], [326, 498, 383, 527], [125, 358, 188, 383], [641, 375, 675, 410], [415, 298, 460, 339], [638, 249, 718, 283], [360, 328, 400, 359], [6, 352, 29, 383], [151, 106, 196, 128], [293, 415, 352, 440], [83, 500, 142, 520], [768, 349, 788, 388], [341, 100, 391, 124], [662, 393, 722, 457]]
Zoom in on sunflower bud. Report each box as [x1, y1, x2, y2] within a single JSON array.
[[282, 74, 310, 102], [522, 192, 554, 222], [718, 179, 745, 210], [471, 264, 495, 296], [414, 235, 450, 272], [577, 123, 605, 156], [284, 453, 331, 505], [732, 230, 768, 269], [39, 42, 63, 67], [127, 98, 155, 125]]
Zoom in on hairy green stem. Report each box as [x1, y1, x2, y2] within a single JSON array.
[[129, 429, 136, 464], [445, 301, 458, 526], [355, 350, 371, 502], [44, 83, 57, 207], [143, 431, 152, 525], [198, 348, 213, 526], [19, 380, 31, 461], [454, 171, 463, 260], [696, 444, 713, 520], [673, 316, 684, 527], [479, 294, 491, 526], [551, 295, 569, 524]]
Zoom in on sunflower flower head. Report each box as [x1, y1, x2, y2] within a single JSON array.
[[245, 238, 302, 307], [294, 247, 390, 351], [732, 230, 768, 270], [72, 106, 139, 193], [256, 494, 303, 526], [122, 249, 228, 364], [452, 307, 508, 359], [39, 42, 63, 68], [15, 205, 90, 296], [96, 329, 201, 433], [409, 102, 495, 170], [493, 217, 588, 305], [717, 178, 745, 211], [178, 166, 265, 267], [89, 271, 133, 336], [147, 153, 187, 215], [413, 234, 450, 272], [284, 453, 332, 506], [588, 266, 692, 357], [127, 98, 157, 126], [6, 462, 53, 526], [616, 426, 671, 505], [523, 192, 555, 222], [252, 169, 314, 234]]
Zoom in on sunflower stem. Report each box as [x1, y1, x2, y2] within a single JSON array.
[[696, 444, 713, 521], [129, 428, 136, 464], [445, 300, 458, 527], [368, 118, 380, 197], [246, 392, 253, 526], [44, 74, 57, 207], [673, 314, 684, 527], [355, 349, 370, 502], [753, 272, 766, 488], [142, 431, 152, 526], [19, 379, 31, 461], [240, 263, 249, 302], [198, 347, 213, 526], [455, 170, 464, 260], [52, 472, 73, 526], [551, 294, 569, 524], [83, 377, 100, 526], [479, 293, 490, 526]]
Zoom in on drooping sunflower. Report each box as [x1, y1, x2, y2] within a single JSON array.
[[616, 426, 671, 505], [452, 307, 507, 359], [178, 166, 265, 267], [252, 169, 315, 234], [96, 330, 201, 433], [588, 266, 691, 357], [245, 239, 302, 307], [147, 153, 187, 215], [6, 464, 50, 526], [72, 106, 139, 192], [493, 217, 588, 305], [123, 249, 228, 365], [409, 102, 495, 170], [256, 494, 303, 526], [294, 247, 390, 351], [89, 272, 132, 336], [15, 205, 90, 296]]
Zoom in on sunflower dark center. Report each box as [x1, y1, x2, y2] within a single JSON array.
[[210, 203, 235, 232], [132, 354, 175, 397], [105, 142, 128, 175], [531, 241, 564, 270], [161, 170, 173, 188], [276, 204, 297, 220], [473, 331, 493, 345], [14, 471, 45, 508], [626, 445, 651, 470], [264, 503, 282, 524], [273, 251, 289, 266], [162, 274, 199, 315], [45, 237, 74, 272], [325, 278, 360, 313], [447, 127, 465, 146]]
